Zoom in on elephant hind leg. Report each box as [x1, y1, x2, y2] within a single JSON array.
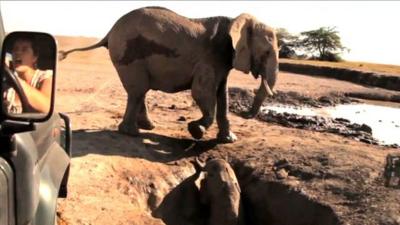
[[118, 93, 142, 136], [137, 96, 155, 130], [117, 64, 150, 136]]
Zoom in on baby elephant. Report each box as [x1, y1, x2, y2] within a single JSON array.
[[193, 158, 243, 225]]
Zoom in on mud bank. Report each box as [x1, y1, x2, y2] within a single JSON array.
[[228, 87, 398, 148], [231, 160, 342, 225], [345, 92, 400, 103], [229, 87, 356, 109], [279, 62, 400, 92]]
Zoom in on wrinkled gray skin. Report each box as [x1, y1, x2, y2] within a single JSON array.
[[59, 6, 279, 143], [194, 158, 243, 225]]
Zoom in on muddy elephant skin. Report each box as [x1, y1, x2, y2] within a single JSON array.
[[59, 6, 279, 143]]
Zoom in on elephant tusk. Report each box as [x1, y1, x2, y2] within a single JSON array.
[[262, 78, 274, 97]]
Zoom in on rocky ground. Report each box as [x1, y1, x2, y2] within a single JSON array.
[[55, 36, 400, 225]]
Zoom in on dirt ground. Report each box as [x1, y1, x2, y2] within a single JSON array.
[[55, 36, 400, 225]]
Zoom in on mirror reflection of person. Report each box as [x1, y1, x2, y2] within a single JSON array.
[[4, 36, 53, 113]]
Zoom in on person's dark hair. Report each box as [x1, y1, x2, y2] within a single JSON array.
[[10, 34, 40, 56], [5, 33, 56, 70]]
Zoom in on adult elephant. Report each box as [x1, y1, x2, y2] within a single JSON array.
[[59, 6, 279, 143]]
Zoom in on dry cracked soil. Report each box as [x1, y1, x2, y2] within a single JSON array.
[[55, 36, 400, 225]]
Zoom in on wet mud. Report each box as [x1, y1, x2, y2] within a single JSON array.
[[229, 87, 356, 109], [228, 87, 399, 148]]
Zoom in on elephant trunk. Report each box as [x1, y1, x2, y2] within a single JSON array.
[[252, 78, 274, 112], [244, 57, 278, 118]]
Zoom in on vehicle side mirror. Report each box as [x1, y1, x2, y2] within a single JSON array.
[[0, 32, 57, 122]]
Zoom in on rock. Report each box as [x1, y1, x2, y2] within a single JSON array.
[[178, 116, 186, 122], [273, 158, 289, 170], [387, 144, 400, 148], [169, 104, 177, 110], [360, 138, 374, 144], [275, 168, 289, 179], [318, 96, 333, 105], [380, 214, 400, 225], [359, 124, 373, 134], [335, 118, 350, 123], [284, 176, 300, 186]]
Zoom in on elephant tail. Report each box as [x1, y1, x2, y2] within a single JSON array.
[[58, 35, 108, 61]]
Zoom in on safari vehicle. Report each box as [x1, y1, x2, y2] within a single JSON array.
[[0, 11, 71, 225]]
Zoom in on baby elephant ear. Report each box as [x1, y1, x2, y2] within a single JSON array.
[[229, 13, 255, 73], [194, 171, 206, 191]]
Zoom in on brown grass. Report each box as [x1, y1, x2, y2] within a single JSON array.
[[280, 58, 400, 77]]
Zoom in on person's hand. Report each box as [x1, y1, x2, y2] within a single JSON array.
[[15, 65, 35, 81]]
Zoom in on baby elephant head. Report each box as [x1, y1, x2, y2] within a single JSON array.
[[193, 157, 241, 225]]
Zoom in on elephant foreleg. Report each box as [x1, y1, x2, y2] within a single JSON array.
[[188, 99, 216, 140], [216, 79, 237, 143], [189, 64, 216, 140], [137, 96, 155, 130]]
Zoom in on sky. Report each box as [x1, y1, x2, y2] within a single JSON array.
[[1, 1, 399, 65]]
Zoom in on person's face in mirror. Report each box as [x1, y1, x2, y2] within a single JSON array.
[[11, 39, 38, 71], [2, 32, 56, 117], [3, 36, 53, 114]]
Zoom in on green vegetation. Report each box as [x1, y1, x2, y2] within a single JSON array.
[[276, 27, 348, 62]]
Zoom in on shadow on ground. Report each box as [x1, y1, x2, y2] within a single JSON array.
[[71, 129, 218, 162]]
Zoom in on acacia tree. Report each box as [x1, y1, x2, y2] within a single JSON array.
[[299, 26, 347, 61]]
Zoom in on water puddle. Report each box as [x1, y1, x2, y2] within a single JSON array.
[[262, 104, 400, 146]]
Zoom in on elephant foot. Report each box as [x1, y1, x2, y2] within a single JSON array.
[[118, 123, 140, 136], [240, 110, 257, 119], [188, 121, 206, 140], [217, 131, 237, 143], [137, 120, 155, 130]]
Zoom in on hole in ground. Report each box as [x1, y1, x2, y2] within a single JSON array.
[[152, 159, 342, 225]]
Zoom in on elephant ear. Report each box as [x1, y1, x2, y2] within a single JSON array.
[[192, 157, 206, 175], [229, 13, 255, 74], [195, 172, 210, 205], [194, 171, 206, 191]]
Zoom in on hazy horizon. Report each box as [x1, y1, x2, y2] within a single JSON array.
[[1, 1, 399, 65]]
